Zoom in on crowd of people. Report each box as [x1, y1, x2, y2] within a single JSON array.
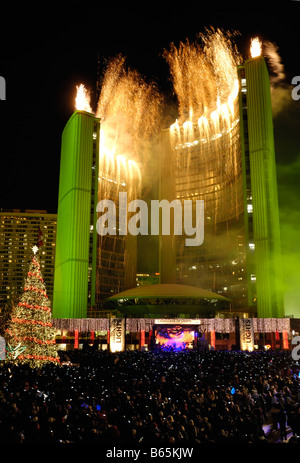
[[0, 348, 299, 444]]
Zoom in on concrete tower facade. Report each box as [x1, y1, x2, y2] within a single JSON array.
[[240, 56, 284, 317], [53, 110, 100, 318], [53, 109, 137, 319]]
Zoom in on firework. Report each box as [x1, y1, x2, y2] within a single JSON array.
[[250, 37, 262, 58]]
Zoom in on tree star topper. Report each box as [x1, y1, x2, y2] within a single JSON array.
[[32, 245, 39, 255]]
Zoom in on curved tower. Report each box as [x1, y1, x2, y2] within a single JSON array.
[[161, 39, 284, 318], [53, 110, 100, 318]]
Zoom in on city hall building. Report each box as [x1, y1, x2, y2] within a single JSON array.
[[49, 42, 297, 353]]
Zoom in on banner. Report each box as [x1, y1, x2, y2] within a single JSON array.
[[110, 318, 125, 353], [210, 330, 215, 350], [74, 330, 79, 349], [239, 318, 254, 351], [155, 319, 201, 325], [282, 330, 289, 350]]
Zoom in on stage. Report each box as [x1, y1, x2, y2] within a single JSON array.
[[52, 317, 300, 352]]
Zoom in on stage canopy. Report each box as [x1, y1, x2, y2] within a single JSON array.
[[107, 283, 230, 317]]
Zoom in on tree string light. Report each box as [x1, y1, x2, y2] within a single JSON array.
[[5, 252, 60, 368]]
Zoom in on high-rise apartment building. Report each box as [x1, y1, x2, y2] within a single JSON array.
[[0, 210, 57, 309]]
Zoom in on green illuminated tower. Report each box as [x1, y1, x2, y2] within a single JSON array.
[[53, 110, 100, 318], [238, 55, 284, 318]]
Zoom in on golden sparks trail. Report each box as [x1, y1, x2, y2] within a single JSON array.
[[75, 84, 92, 113], [96, 55, 163, 199], [165, 28, 243, 228], [96, 55, 163, 141], [164, 28, 241, 124], [74, 56, 162, 201], [250, 37, 262, 58]]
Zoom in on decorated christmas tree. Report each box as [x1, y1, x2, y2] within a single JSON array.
[[5, 246, 60, 368]]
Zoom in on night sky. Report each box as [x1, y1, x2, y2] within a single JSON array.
[[0, 1, 299, 313]]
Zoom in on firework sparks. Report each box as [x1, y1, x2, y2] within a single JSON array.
[[164, 28, 241, 123], [96, 55, 163, 199], [166, 28, 243, 230], [250, 37, 262, 58], [96, 55, 162, 143], [75, 84, 92, 112]]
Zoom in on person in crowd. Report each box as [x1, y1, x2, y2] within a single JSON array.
[[0, 349, 299, 444]]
